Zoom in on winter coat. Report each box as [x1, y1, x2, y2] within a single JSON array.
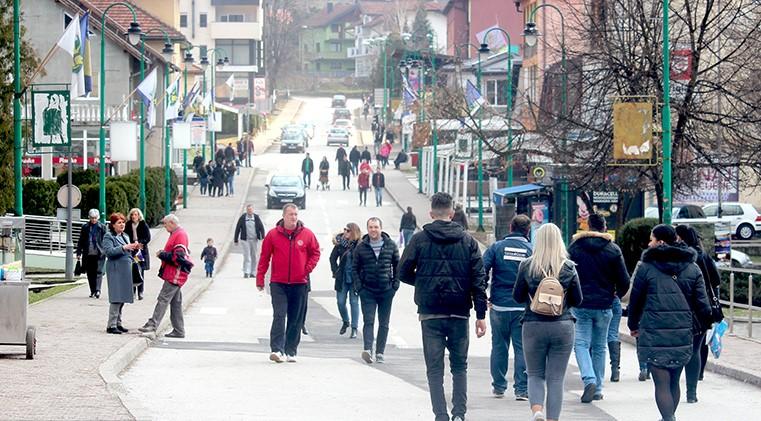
[[329, 234, 357, 291], [256, 220, 321, 288], [371, 172, 385, 188], [398, 220, 487, 319], [125, 220, 151, 270], [234, 213, 265, 242], [201, 245, 218, 263], [319, 160, 330, 171], [76, 222, 106, 257], [224, 146, 235, 161], [358, 172, 370, 189], [103, 231, 135, 304], [301, 157, 314, 174], [627, 244, 713, 368], [338, 160, 351, 176], [349, 147, 361, 163], [360, 161, 372, 173], [192, 155, 204, 171], [157, 226, 192, 287], [361, 149, 372, 162], [567, 231, 630, 309], [380, 142, 392, 158], [212, 165, 226, 186], [452, 209, 469, 230], [513, 258, 583, 322], [483, 232, 532, 309], [400, 212, 417, 231], [352, 232, 400, 293], [335, 147, 347, 162]]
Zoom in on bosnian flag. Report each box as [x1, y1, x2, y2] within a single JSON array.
[[136, 68, 158, 128], [465, 79, 486, 113], [165, 76, 181, 121]]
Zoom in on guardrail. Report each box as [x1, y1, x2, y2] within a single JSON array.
[[24, 215, 86, 253], [718, 266, 761, 341]]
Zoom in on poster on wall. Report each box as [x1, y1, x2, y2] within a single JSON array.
[[530, 200, 549, 243], [592, 191, 620, 234]]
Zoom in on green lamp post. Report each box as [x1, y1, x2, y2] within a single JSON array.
[[13, 0, 22, 215], [98, 2, 142, 221], [207, 48, 229, 157], [181, 49, 194, 209], [139, 29, 174, 215], [662, 0, 673, 224], [478, 28, 515, 187], [426, 32, 440, 193], [524, 4, 570, 244]]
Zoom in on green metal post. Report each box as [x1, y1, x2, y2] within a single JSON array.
[[476, 54, 484, 232], [13, 0, 22, 215], [164, 60, 170, 216], [430, 37, 439, 193], [382, 44, 387, 124], [662, 0, 673, 225], [202, 71, 206, 161], [183, 63, 188, 209], [99, 2, 139, 221], [139, 40, 146, 213]]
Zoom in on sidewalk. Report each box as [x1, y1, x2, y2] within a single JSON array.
[[379, 132, 761, 389], [0, 99, 302, 420]]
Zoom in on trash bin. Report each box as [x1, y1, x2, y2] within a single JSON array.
[[0, 281, 36, 359]]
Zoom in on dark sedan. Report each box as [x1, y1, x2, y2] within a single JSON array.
[[266, 175, 306, 209]]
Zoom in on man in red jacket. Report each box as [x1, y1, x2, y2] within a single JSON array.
[[256, 203, 320, 363], [139, 214, 190, 338]]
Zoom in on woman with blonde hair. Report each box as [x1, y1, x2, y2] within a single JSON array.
[[513, 223, 583, 421], [329, 222, 362, 338], [125, 208, 151, 300]]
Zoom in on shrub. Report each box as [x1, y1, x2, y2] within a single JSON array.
[[616, 217, 658, 274], [719, 271, 761, 308], [56, 169, 98, 187], [22, 179, 59, 216]]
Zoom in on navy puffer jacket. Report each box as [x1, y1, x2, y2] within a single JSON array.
[[627, 244, 712, 368]]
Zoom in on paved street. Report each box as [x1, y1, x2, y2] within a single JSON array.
[[117, 97, 761, 421]]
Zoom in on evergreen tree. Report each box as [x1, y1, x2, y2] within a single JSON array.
[[410, 6, 432, 50]]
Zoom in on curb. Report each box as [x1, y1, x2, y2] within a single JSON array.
[[618, 328, 761, 387]]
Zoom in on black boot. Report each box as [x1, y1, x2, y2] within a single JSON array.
[[340, 321, 350, 335], [609, 341, 621, 382]]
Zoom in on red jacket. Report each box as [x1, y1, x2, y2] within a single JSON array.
[[256, 220, 320, 287], [358, 172, 370, 189], [158, 227, 192, 287]]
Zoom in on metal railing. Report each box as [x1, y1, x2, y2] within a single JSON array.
[[24, 215, 86, 253], [718, 266, 761, 341]]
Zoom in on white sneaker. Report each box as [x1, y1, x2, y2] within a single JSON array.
[[361, 350, 374, 364], [375, 353, 385, 363], [286, 355, 297, 363], [531, 411, 545, 421], [269, 352, 285, 363]]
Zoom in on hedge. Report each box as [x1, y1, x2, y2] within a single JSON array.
[[22, 178, 59, 217], [719, 271, 761, 308], [616, 217, 659, 274], [56, 168, 97, 187]]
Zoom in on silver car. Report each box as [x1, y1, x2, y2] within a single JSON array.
[[326, 127, 349, 147]]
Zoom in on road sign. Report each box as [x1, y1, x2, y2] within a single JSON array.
[[56, 184, 81, 208], [32, 89, 71, 147]]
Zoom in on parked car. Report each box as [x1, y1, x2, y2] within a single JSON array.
[[703, 202, 761, 240], [280, 129, 306, 153], [333, 108, 351, 122], [332, 119, 353, 136], [331, 95, 346, 108], [266, 175, 306, 209], [644, 204, 706, 220], [326, 127, 350, 147]]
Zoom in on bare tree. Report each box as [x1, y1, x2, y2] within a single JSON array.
[[263, 0, 313, 95]]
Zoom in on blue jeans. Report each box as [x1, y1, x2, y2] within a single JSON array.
[[608, 297, 622, 342], [572, 308, 613, 392], [490, 310, 527, 395], [401, 229, 414, 247], [421, 317, 469, 421], [374, 187, 383, 206], [336, 282, 359, 329], [227, 175, 234, 195], [204, 260, 214, 275]]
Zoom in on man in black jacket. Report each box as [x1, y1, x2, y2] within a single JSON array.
[[568, 213, 630, 402], [361, 146, 372, 163], [234, 204, 266, 278], [335, 146, 347, 174], [398, 192, 487, 421], [349, 146, 360, 175], [352, 217, 400, 364], [371, 167, 385, 207], [301, 153, 314, 189]]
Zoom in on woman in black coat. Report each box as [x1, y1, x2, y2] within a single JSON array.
[[675, 225, 722, 402], [628, 225, 712, 421], [126, 208, 151, 300], [329, 223, 361, 338]]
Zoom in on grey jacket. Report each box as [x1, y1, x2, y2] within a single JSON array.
[[103, 232, 135, 304]]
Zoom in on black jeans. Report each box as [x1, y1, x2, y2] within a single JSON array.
[[342, 174, 350, 190], [421, 317, 469, 421], [358, 289, 395, 354], [269, 283, 308, 356], [83, 255, 103, 295], [359, 188, 368, 206]]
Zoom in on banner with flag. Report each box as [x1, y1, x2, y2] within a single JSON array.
[[165, 76, 181, 121], [136, 68, 158, 128], [465, 80, 486, 113], [182, 80, 200, 114], [402, 74, 417, 108], [57, 14, 85, 98], [225, 74, 235, 101], [79, 12, 93, 96]]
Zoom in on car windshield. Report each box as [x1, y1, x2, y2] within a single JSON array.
[[334, 120, 350, 126], [335, 109, 350, 117], [282, 131, 302, 141], [330, 129, 347, 135], [271, 177, 301, 187]]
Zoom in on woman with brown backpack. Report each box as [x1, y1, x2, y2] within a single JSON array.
[[513, 223, 583, 421]]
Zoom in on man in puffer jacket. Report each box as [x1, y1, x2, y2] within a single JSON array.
[[568, 213, 630, 402], [352, 217, 399, 364], [398, 192, 487, 421], [627, 224, 711, 421]]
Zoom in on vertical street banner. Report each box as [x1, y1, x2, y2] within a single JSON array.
[[671, 46, 692, 102], [32, 89, 71, 147], [612, 102, 653, 160], [254, 78, 266, 101]]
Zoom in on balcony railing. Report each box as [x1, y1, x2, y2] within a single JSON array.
[[22, 98, 129, 124]]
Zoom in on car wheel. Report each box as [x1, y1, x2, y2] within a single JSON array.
[[737, 223, 755, 240], [299, 199, 306, 209]]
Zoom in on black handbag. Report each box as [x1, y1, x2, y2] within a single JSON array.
[[131, 261, 144, 285], [74, 260, 83, 276], [707, 285, 725, 323]]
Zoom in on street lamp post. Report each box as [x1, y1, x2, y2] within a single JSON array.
[[478, 28, 514, 187], [524, 4, 570, 243], [182, 49, 195, 209], [99, 2, 142, 221], [207, 49, 229, 158], [13, 0, 22, 215], [662, 0, 673, 224], [427, 32, 440, 193]]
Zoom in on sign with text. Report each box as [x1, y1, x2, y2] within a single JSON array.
[[32, 89, 71, 147]]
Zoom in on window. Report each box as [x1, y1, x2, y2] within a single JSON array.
[[486, 79, 508, 106], [180, 13, 188, 28], [220, 14, 244, 22], [331, 24, 341, 33], [328, 43, 342, 53], [315, 42, 321, 53], [216, 40, 253, 65], [704, 205, 718, 217], [199, 45, 208, 60], [200, 13, 207, 28], [724, 205, 743, 216], [330, 61, 342, 70]]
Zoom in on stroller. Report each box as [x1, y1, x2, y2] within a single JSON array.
[[318, 168, 330, 190]]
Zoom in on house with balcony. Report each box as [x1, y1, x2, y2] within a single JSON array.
[[300, 3, 360, 79], [178, 0, 264, 106], [21, 0, 184, 180]]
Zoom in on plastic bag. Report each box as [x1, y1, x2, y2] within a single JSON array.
[[708, 320, 729, 358]]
